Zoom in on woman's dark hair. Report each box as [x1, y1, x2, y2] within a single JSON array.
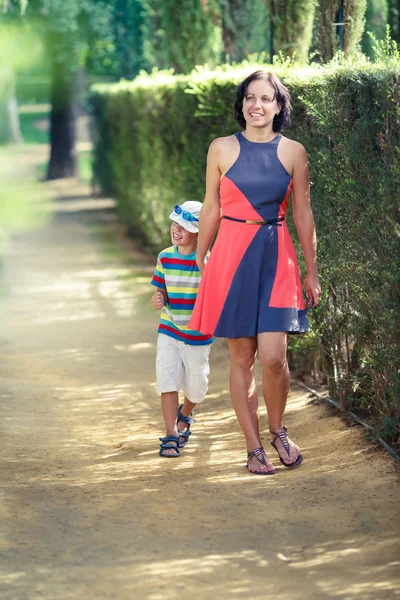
[[234, 70, 291, 132]]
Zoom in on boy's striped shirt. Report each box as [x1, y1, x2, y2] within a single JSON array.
[[151, 246, 213, 346]]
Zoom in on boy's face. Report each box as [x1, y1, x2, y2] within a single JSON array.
[[170, 222, 197, 248]]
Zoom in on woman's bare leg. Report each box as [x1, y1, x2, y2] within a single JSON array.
[[258, 332, 301, 465], [227, 337, 274, 473]]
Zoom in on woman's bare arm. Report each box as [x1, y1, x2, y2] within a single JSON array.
[[291, 142, 321, 306], [196, 139, 223, 273]]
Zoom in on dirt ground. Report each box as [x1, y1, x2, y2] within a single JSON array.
[[1, 150, 399, 600]]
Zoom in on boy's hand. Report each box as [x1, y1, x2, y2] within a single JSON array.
[[151, 291, 165, 310]]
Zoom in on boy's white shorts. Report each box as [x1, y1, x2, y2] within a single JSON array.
[[156, 334, 211, 403]]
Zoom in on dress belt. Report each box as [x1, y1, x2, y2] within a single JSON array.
[[222, 215, 285, 226]]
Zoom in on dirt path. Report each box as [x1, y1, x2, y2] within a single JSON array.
[[0, 164, 399, 600]]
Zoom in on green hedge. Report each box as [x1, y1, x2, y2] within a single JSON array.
[[90, 59, 400, 446]]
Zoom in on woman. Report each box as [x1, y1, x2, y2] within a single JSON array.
[[189, 70, 321, 475]]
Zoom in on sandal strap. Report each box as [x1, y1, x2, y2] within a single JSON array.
[[270, 428, 290, 457], [178, 429, 192, 440], [159, 436, 180, 456], [247, 446, 267, 467], [177, 405, 195, 425], [159, 435, 179, 447]]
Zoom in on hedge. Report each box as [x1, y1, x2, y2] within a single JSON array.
[[90, 58, 400, 446]]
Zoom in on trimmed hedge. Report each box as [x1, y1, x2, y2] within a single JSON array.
[[90, 59, 400, 445]]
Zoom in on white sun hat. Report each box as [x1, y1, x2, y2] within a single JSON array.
[[169, 201, 203, 233]]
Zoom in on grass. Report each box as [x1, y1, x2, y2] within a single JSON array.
[[0, 147, 50, 236], [19, 105, 49, 145], [35, 151, 93, 183]]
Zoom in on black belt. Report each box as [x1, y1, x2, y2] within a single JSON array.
[[222, 216, 284, 226]]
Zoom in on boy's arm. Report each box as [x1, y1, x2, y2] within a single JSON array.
[[150, 254, 168, 309], [151, 288, 167, 310]]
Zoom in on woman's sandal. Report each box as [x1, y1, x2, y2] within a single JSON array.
[[159, 435, 180, 458], [246, 447, 276, 475], [177, 404, 195, 448], [270, 426, 303, 468]]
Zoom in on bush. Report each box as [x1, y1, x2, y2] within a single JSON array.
[[90, 57, 400, 445]]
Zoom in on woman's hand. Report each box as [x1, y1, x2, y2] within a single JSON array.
[[151, 291, 165, 310], [304, 271, 321, 308], [196, 255, 207, 275]]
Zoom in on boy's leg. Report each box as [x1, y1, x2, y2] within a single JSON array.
[[160, 391, 180, 455], [156, 335, 184, 455], [177, 397, 197, 445], [179, 397, 197, 419], [179, 343, 211, 440]]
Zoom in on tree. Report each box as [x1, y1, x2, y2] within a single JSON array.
[[25, 0, 114, 179], [362, 0, 389, 57], [218, 0, 270, 62], [387, 0, 400, 43], [142, 0, 223, 73], [87, 0, 148, 79], [113, 0, 147, 78], [265, 0, 317, 63], [316, 0, 368, 61]]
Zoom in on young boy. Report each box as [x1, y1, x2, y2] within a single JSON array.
[[151, 201, 213, 457]]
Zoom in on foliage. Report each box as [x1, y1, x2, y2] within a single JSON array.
[[141, 0, 223, 73], [218, 0, 270, 61], [368, 24, 400, 61], [362, 0, 388, 57], [35, 0, 114, 70], [90, 55, 400, 445], [265, 0, 317, 63], [387, 0, 400, 43]]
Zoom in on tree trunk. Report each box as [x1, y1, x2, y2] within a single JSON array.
[[316, 0, 368, 61], [47, 60, 77, 180]]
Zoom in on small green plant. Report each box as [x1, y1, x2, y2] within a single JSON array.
[[368, 26, 400, 63]]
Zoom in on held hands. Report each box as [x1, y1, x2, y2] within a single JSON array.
[[196, 255, 207, 275], [151, 291, 165, 310], [304, 271, 321, 308]]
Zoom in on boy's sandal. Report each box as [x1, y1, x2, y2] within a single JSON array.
[[159, 435, 180, 458], [177, 404, 195, 448], [270, 426, 303, 468], [246, 446, 276, 475]]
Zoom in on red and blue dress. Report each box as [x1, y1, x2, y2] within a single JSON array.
[[190, 132, 309, 338]]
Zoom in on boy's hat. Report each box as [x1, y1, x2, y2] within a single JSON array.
[[169, 201, 202, 233]]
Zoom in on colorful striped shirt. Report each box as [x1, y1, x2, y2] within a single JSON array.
[[151, 246, 213, 346]]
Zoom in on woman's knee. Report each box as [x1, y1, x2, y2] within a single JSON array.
[[229, 344, 256, 371], [259, 352, 288, 374]]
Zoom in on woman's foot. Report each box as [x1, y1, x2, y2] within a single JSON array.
[[270, 427, 303, 468], [247, 447, 276, 475]]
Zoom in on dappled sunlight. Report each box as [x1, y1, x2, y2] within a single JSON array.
[[2, 147, 399, 600], [113, 342, 154, 352], [139, 549, 269, 578], [41, 197, 116, 213], [5, 262, 140, 324], [284, 391, 313, 412]]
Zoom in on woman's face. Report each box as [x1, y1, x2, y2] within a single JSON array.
[[242, 79, 279, 129]]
